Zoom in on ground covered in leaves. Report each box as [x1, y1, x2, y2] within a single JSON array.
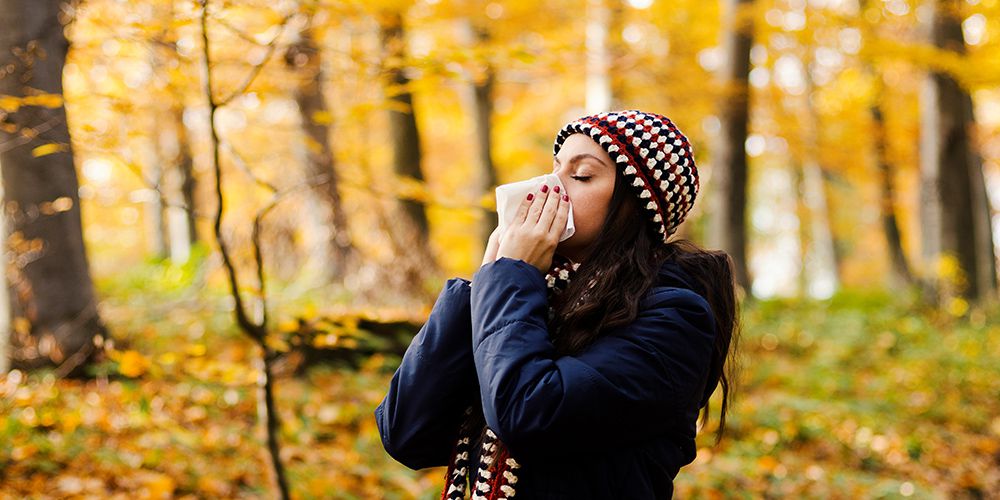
[[1, 259, 998, 499]]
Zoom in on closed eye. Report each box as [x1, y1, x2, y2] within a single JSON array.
[[571, 176, 591, 182]]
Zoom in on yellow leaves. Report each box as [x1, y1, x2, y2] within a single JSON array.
[[393, 174, 431, 204], [60, 410, 82, 434], [186, 343, 207, 357], [0, 95, 21, 113], [13, 317, 31, 335], [31, 143, 69, 157], [303, 135, 326, 155], [197, 476, 232, 497], [312, 332, 340, 348], [123, 470, 175, 500], [40, 197, 74, 215], [311, 110, 334, 125], [0, 95, 20, 111], [27, 93, 64, 108], [11, 443, 39, 461], [116, 350, 151, 378], [478, 190, 496, 211], [157, 352, 178, 366], [0, 92, 64, 112], [935, 254, 963, 282], [946, 297, 969, 317], [757, 455, 779, 473], [265, 334, 290, 353]]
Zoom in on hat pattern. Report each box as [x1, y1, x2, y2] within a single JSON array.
[[553, 109, 699, 243]]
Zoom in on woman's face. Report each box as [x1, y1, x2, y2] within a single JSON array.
[[552, 133, 617, 262]]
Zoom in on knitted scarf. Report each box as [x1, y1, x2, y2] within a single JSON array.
[[441, 253, 582, 500]]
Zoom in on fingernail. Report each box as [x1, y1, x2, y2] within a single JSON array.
[[563, 194, 569, 201], [553, 185, 560, 193], [541, 184, 548, 193], [527, 192, 534, 201]]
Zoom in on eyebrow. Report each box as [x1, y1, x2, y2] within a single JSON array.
[[553, 153, 609, 169]]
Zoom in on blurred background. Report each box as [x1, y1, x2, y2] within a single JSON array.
[[0, 0, 998, 497]]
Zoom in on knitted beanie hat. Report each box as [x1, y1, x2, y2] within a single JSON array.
[[552, 109, 699, 243]]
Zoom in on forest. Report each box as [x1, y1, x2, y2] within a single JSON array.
[[0, 0, 998, 498]]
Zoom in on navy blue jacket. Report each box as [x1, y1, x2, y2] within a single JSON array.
[[374, 256, 717, 498]]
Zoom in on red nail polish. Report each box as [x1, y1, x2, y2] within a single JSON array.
[[563, 194, 569, 201], [554, 185, 560, 193], [541, 184, 548, 193], [527, 193, 534, 201]]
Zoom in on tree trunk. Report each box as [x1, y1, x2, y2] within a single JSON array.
[[799, 56, 840, 298], [964, 94, 998, 297], [284, 23, 358, 282], [173, 104, 198, 248], [457, 19, 500, 257], [0, 0, 106, 376], [871, 100, 915, 288], [801, 159, 838, 297], [377, 11, 439, 289], [378, 13, 431, 244], [473, 55, 498, 254], [585, 0, 612, 113], [0, 199, 9, 374], [158, 104, 196, 263], [708, 0, 753, 294], [919, 0, 984, 302], [858, 0, 915, 289], [145, 142, 169, 260]]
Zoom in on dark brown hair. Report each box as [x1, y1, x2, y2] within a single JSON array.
[[547, 165, 742, 443]]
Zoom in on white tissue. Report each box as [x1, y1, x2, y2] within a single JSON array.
[[495, 173, 575, 242]]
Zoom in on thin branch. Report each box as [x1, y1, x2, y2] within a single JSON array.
[[217, 13, 295, 107], [0, 115, 64, 154], [200, 0, 263, 341], [220, 140, 280, 193], [200, 3, 291, 497]]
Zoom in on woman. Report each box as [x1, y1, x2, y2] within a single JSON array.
[[374, 109, 741, 499]]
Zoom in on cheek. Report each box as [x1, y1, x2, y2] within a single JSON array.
[[571, 195, 603, 232]]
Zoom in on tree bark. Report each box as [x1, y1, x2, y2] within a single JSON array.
[[458, 19, 500, 257], [585, 0, 612, 113], [285, 22, 358, 282], [919, 0, 986, 302], [378, 13, 431, 246], [173, 104, 198, 248], [0, 0, 106, 376], [708, 0, 753, 294], [799, 55, 840, 298], [871, 101, 915, 288], [858, 0, 915, 289], [964, 94, 998, 297], [377, 11, 440, 290]]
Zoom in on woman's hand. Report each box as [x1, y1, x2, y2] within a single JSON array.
[[481, 225, 502, 267], [494, 183, 571, 275]]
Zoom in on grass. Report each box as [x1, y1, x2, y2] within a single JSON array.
[[1, 258, 998, 498]]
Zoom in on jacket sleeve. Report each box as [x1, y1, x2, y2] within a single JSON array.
[[469, 257, 716, 460], [374, 277, 479, 470]]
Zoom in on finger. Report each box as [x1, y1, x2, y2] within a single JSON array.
[[523, 183, 551, 226], [548, 193, 570, 237], [513, 190, 535, 225], [537, 184, 560, 231]]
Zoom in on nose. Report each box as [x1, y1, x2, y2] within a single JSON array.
[[553, 170, 570, 196]]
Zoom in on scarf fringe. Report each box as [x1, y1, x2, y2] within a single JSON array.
[[440, 255, 578, 499]]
